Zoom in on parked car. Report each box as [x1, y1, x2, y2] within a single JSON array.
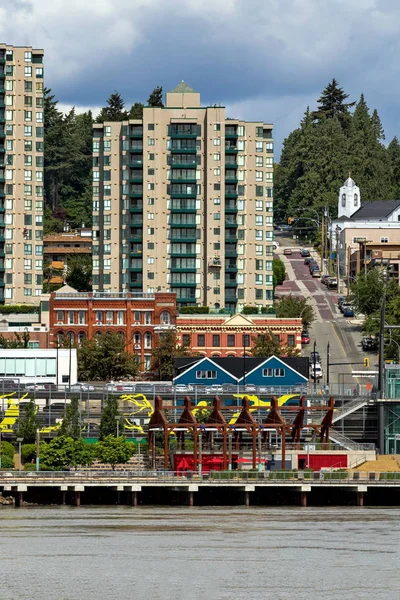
[[68, 383, 95, 392], [25, 383, 46, 391], [300, 249, 311, 257], [174, 384, 193, 393], [304, 257, 312, 265], [320, 274, 330, 285], [337, 296, 346, 307], [205, 384, 223, 394], [244, 384, 257, 393], [310, 351, 321, 363], [301, 332, 310, 345], [343, 306, 355, 318], [273, 241, 280, 250], [340, 301, 353, 313], [327, 277, 337, 289], [310, 365, 323, 380], [361, 337, 378, 351], [312, 269, 321, 278], [42, 402, 68, 412], [283, 248, 292, 255]]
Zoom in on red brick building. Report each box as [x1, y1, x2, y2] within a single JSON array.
[[49, 286, 177, 371], [175, 313, 302, 357]]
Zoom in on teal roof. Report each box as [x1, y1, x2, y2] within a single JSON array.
[[169, 81, 197, 94]]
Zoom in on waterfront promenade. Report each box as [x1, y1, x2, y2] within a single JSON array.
[[1, 470, 400, 507]]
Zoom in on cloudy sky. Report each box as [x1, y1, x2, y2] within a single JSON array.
[[2, 0, 400, 155]]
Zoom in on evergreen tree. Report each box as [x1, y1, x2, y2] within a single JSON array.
[[99, 397, 120, 440], [348, 95, 393, 201], [147, 86, 164, 107], [17, 400, 40, 444], [388, 136, 400, 198], [313, 78, 355, 125], [128, 102, 144, 119], [78, 332, 139, 380], [96, 91, 127, 122], [66, 255, 92, 291], [44, 88, 68, 210], [58, 396, 81, 440], [150, 330, 191, 380]]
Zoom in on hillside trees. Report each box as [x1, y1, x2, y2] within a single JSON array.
[[275, 80, 397, 222]]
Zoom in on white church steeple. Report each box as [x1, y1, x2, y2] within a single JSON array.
[[338, 174, 360, 218]]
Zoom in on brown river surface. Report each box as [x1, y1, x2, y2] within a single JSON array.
[[0, 506, 399, 600]]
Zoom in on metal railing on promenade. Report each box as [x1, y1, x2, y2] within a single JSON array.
[[0, 470, 399, 485]]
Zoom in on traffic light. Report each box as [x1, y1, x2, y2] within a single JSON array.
[[364, 357, 370, 368]]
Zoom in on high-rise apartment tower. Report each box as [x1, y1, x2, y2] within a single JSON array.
[[0, 44, 44, 304], [92, 83, 274, 312]]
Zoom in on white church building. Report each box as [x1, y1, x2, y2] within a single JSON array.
[[330, 177, 400, 279]]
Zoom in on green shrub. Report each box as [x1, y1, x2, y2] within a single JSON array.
[[380, 472, 400, 480], [0, 305, 39, 315], [0, 441, 15, 458], [23, 462, 36, 471], [21, 444, 37, 464], [0, 455, 14, 469], [179, 306, 209, 314], [261, 307, 276, 315], [242, 306, 259, 315]]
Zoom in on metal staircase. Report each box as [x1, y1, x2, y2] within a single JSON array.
[[329, 429, 370, 451], [332, 398, 369, 423]]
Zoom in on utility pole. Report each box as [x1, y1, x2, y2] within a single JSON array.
[[320, 214, 324, 272], [336, 225, 341, 295], [326, 342, 330, 385], [313, 340, 317, 391]]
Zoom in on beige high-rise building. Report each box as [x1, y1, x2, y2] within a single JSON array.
[[92, 82, 274, 312], [0, 45, 44, 305]]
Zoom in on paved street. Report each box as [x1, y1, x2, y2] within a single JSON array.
[[274, 234, 377, 389]]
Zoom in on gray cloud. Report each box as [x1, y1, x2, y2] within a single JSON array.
[[2, 0, 400, 153]]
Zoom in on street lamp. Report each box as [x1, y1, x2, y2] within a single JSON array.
[[35, 428, 40, 472], [16, 437, 23, 472], [115, 415, 121, 437]]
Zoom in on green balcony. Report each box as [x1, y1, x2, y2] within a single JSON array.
[[170, 236, 197, 243], [225, 222, 238, 228], [225, 147, 238, 154], [170, 178, 197, 184], [0, 130, 5, 138], [225, 177, 238, 184], [225, 133, 238, 139], [225, 250, 238, 257], [129, 177, 143, 183], [170, 267, 197, 273], [130, 161, 143, 168], [129, 206, 143, 213], [170, 133, 198, 139], [225, 281, 238, 287], [129, 192, 143, 199], [130, 147, 143, 153], [225, 162, 238, 169], [170, 147, 197, 154], [0, 206, 5, 213], [0, 236, 5, 242], [225, 296, 238, 303], [0, 266, 5, 272], [170, 222, 197, 228], [129, 131, 143, 138], [129, 266, 143, 272], [170, 162, 197, 169], [225, 265, 238, 273], [170, 252, 197, 258], [225, 192, 238, 199], [129, 282, 143, 288], [170, 207, 197, 214], [0, 59, 5, 64], [176, 298, 197, 304], [170, 192, 197, 199], [171, 282, 197, 288], [225, 206, 238, 214], [0, 177, 4, 183]]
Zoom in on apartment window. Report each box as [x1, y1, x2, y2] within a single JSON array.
[[213, 138, 221, 146], [104, 185, 111, 196], [213, 213, 220, 220], [36, 97, 44, 108], [35, 246, 43, 256], [24, 244, 32, 255], [95, 311, 103, 323], [287, 335, 295, 346], [24, 125, 32, 137], [5, 95, 13, 106], [214, 183, 220, 191], [256, 156, 263, 167], [262, 368, 273, 377], [148, 123, 154, 130], [24, 273, 32, 285], [266, 157, 274, 167], [148, 168, 154, 176], [5, 80, 13, 91], [36, 171, 43, 182], [255, 230, 263, 240], [5, 110, 13, 121], [35, 67, 44, 78], [148, 138, 155, 146], [256, 141, 263, 152], [78, 311, 86, 325], [24, 81, 32, 92], [160, 311, 171, 325], [255, 215, 263, 226], [24, 110, 32, 121], [104, 126, 111, 136], [266, 172, 273, 182], [213, 153, 220, 160], [213, 168, 220, 176], [24, 288, 32, 297], [242, 334, 250, 347], [197, 334, 205, 347], [25, 66, 32, 77], [148, 153, 154, 160], [5, 169, 13, 181], [275, 368, 285, 377], [214, 124, 221, 131], [256, 171, 263, 182], [148, 198, 155, 205], [148, 183, 154, 190], [214, 242, 220, 250], [227, 334, 235, 347], [106, 311, 113, 324], [212, 335, 220, 347]]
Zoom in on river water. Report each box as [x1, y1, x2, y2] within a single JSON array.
[[0, 506, 399, 600]]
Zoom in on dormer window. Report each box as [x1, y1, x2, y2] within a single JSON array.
[[354, 193, 358, 207], [341, 193, 346, 207]]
